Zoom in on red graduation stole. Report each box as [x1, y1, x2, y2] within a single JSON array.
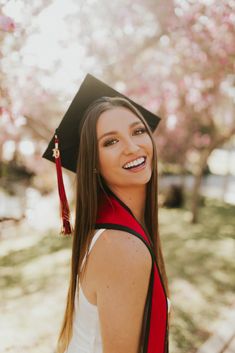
[[95, 187, 169, 353]]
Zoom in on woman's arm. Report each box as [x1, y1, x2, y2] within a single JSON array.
[[94, 229, 152, 353]]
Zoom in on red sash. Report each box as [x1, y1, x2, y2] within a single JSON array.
[[95, 187, 169, 353]]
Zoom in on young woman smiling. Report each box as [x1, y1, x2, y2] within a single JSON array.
[[43, 74, 171, 353]]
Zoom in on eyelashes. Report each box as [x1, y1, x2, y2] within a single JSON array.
[[103, 127, 148, 147]]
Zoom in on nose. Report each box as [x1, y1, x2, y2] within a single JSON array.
[[123, 136, 141, 155]]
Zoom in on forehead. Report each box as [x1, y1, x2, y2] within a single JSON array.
[[97, 106, 142, 132]]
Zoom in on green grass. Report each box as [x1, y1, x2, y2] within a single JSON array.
[[0, 232, 72, 299], [160, 197, 235, 353], [0, 197, 234, 353]]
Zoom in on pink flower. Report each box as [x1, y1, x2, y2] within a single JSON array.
[[0, 15, 15, 32]]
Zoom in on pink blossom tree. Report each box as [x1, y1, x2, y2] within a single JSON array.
[[1, 0, 234, 223], [154, 1, 235, 222]]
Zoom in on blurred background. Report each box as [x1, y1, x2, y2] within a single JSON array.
[[0, 0, 235, 352]]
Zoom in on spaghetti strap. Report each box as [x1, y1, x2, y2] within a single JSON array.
[[80, 228, 106, 271], [88, 228, 106, 254]]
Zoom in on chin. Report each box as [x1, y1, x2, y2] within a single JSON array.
[[125, 173, 152, 186], [106, 167, 152, 188]]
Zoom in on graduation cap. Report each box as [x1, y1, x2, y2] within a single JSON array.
[[42, 73, 161, 235]]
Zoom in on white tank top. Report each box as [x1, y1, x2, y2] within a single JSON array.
[[66, 228, 171, 353]]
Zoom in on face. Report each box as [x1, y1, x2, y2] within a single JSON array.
[[96, 106, 153, 191]]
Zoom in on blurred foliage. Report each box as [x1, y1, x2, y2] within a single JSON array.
[[159, 161, 211, 176], [1, 0, 234, 224], [162, 184, 185, 208], [0, 160, 34, 181], [0, 0, 234, 172]]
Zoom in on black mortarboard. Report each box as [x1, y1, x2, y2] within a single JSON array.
[[42, 73, 161, 235], [42, 73, 161, 173]]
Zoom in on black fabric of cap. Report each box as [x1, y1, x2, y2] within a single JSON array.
[[42, 73, 161, 173]]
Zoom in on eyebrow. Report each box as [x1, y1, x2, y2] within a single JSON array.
[[98, 121, 144, 141]]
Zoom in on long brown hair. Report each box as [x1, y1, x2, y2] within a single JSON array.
[[56, 97, 170, 353]]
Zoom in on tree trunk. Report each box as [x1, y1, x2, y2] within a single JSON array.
[[191, 149, 211, 224], [190, 128, 235, 224], [179, 162, 187, 190], [191, 169, 203, 224], [221, 147, 232, 202]]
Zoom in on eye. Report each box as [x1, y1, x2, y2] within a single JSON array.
[[134, 127, 147, 135], [103, 138, 118, 147], [103, 126, 147, 147]]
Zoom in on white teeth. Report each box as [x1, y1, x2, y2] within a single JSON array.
[[123, 157, 145, 169]]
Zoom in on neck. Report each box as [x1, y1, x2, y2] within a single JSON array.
[[108, 184, 147, 226]]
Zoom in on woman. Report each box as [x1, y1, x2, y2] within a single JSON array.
[[43, 74, 171, 353]]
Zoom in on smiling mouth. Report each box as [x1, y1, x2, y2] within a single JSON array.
[[122, 156, 147, 170]]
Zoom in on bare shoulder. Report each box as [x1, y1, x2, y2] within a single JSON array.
[[93, 228, 153, 296], [93, 229, 152, 274]]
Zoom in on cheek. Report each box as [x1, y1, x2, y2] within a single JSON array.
[[144, 136, 153, 156], [98, 149, 119, 183], [98, 147, 116, 172]]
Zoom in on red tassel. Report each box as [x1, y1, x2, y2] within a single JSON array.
[[53, 133, 72, 236]]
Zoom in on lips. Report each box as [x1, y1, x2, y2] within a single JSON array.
[[122, 156, 147, 170]]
